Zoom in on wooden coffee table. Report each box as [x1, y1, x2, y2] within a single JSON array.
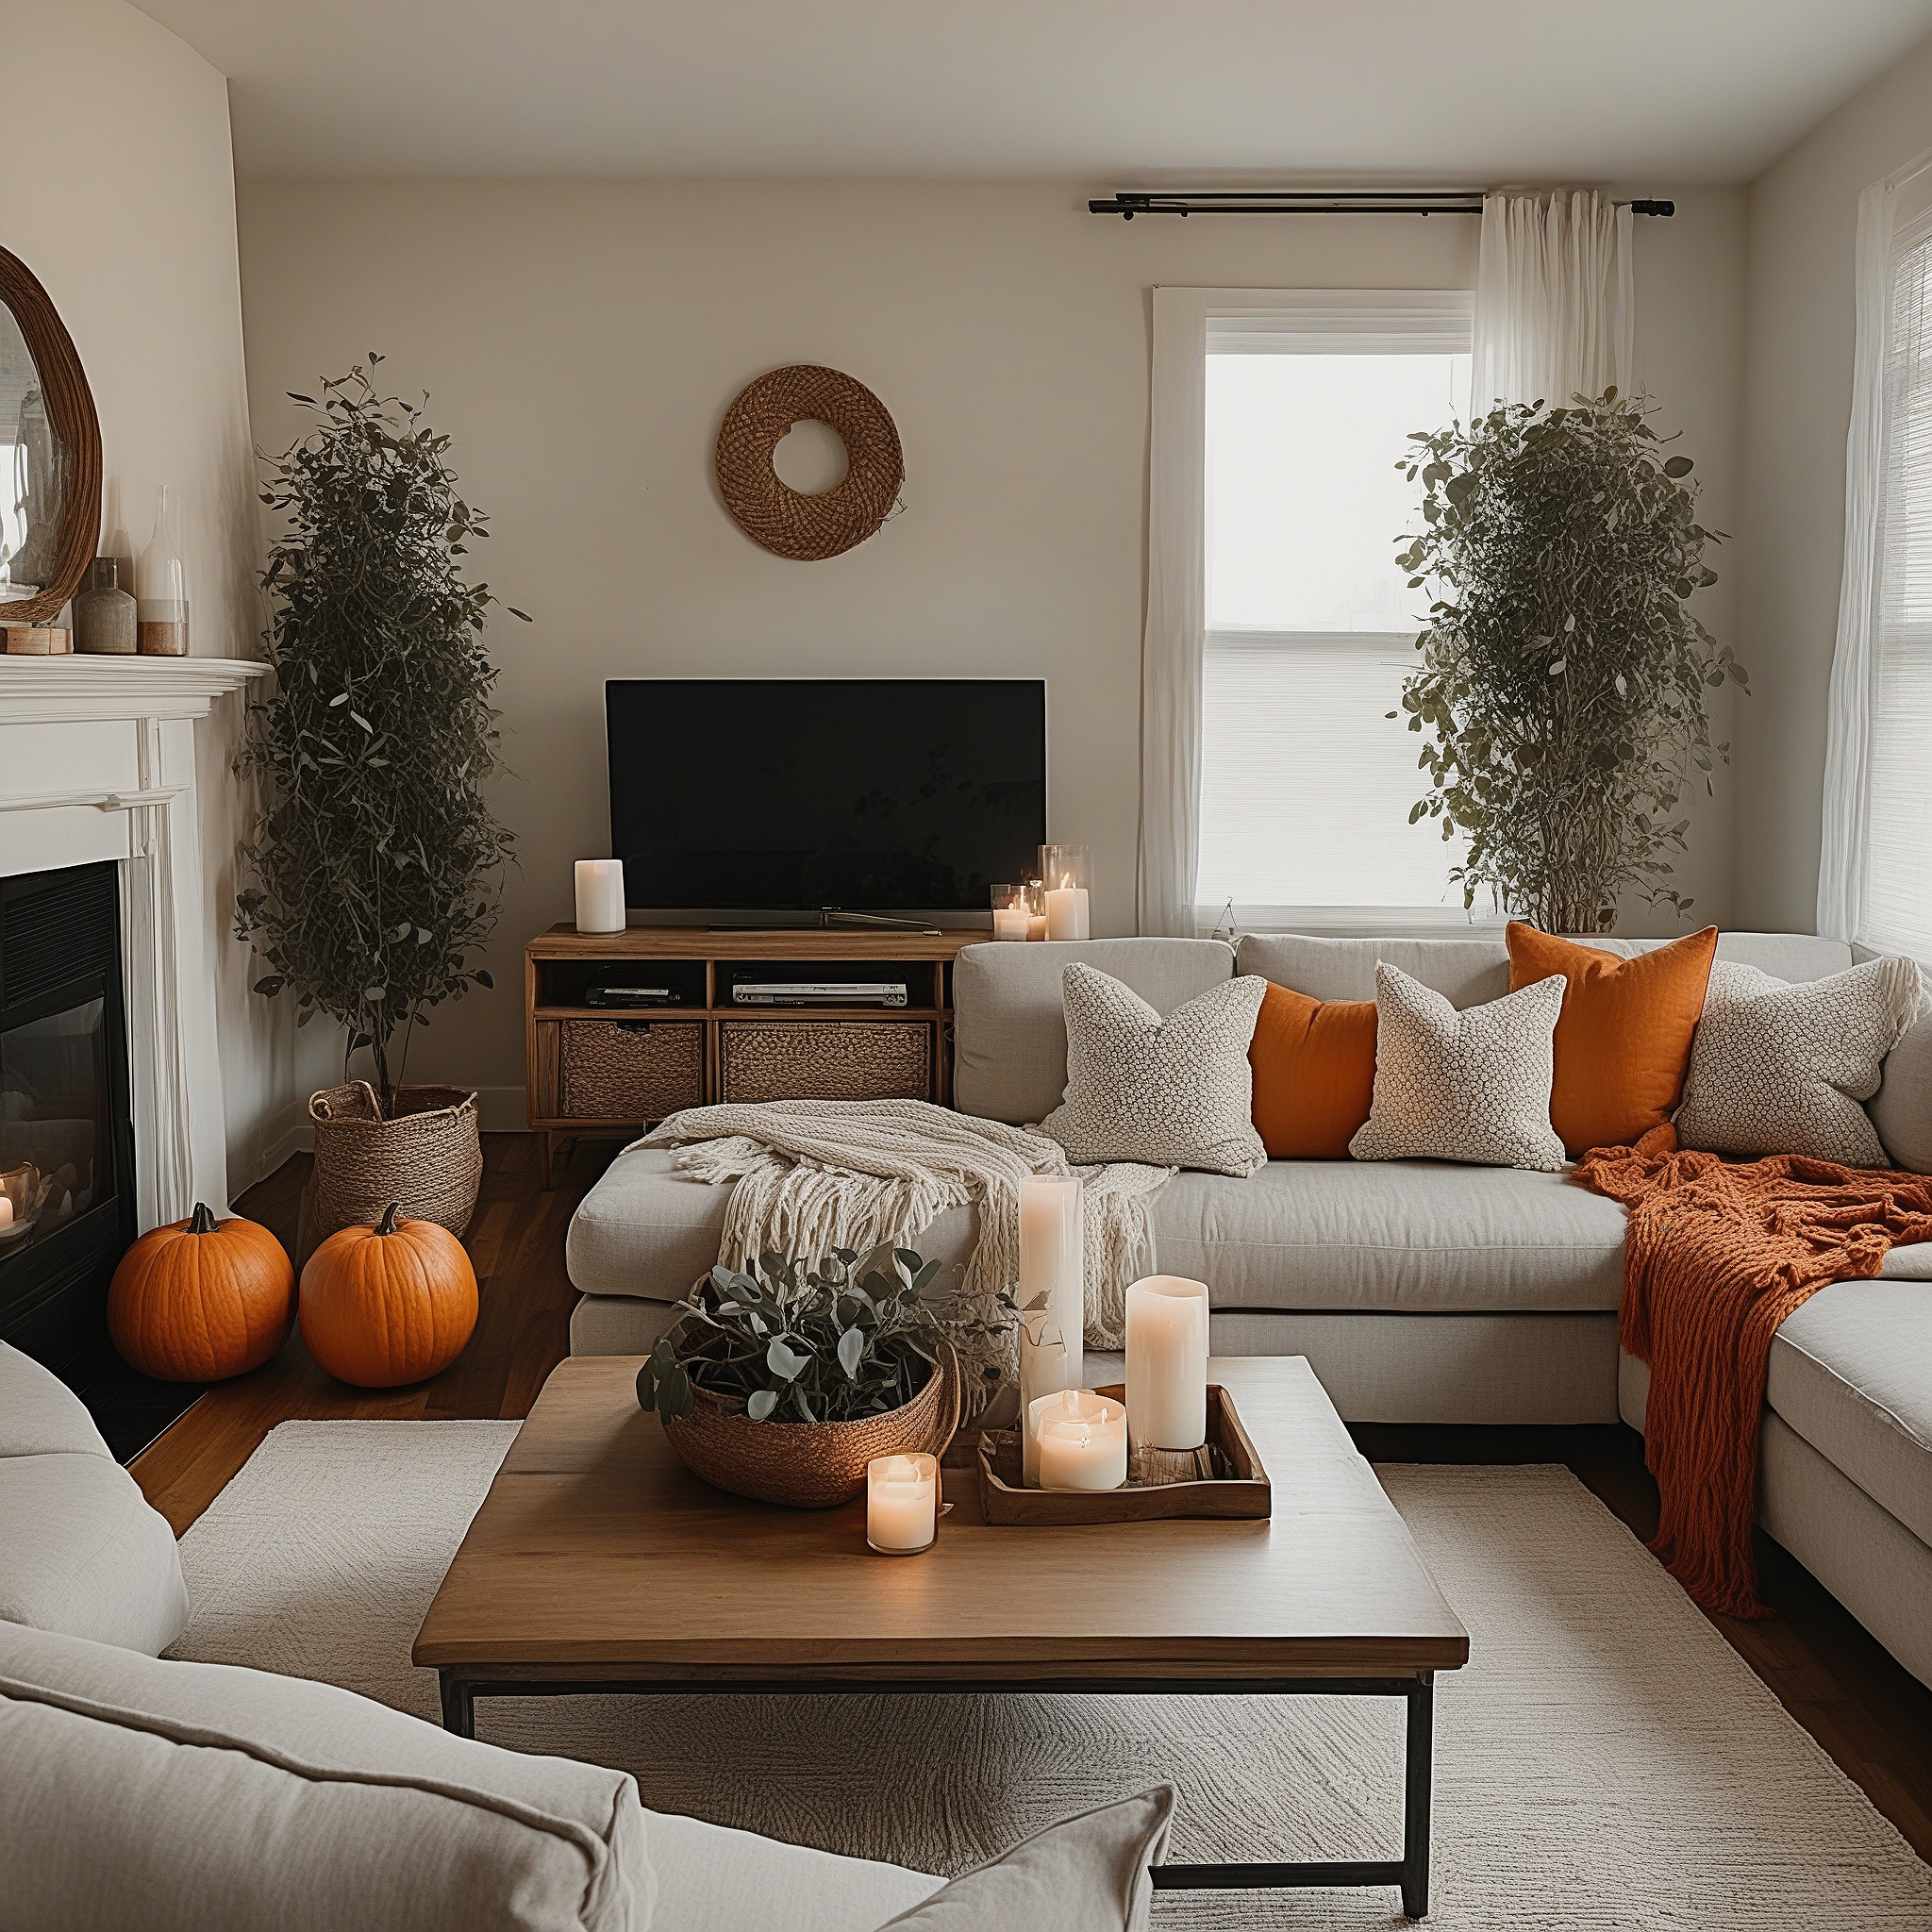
[[415, 1354, 1468, 1919]]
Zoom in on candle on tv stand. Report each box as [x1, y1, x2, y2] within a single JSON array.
[[1043, 877, 1090, 941], [575, 859, 626, 934], [1018, 1175, 1083, 1395], [992, 905, 1030, 941], [1124, 1275, 1210, 1451]]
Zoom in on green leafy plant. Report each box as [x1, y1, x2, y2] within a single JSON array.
[[235, 359, 525, 1109], [1392, 390, 1747, 934], [637, 1245, 1020, 1426]]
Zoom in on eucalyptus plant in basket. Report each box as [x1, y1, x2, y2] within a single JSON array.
[[639, 1243, 1016, 1425], [636, 1244, 1024, 1508]]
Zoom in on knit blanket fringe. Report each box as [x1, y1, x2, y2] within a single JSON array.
[[636, 1098, 1174, 1355], [1574, 1126, 1932, 1619]]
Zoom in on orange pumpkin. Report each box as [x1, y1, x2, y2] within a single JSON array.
[[107, 1203, 295, 1382], [299, 1202, 478, 1388]]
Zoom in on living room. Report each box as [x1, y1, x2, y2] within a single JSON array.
[[4, 1, 1932, 1925]]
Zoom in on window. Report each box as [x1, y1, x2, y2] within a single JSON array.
[[1192, 295, 1475, 930], [1863, 215, 1932, 961]]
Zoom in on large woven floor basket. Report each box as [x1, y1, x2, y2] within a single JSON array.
[[662, 1346, 960, 1508], [302, 1082, 482, 1261]]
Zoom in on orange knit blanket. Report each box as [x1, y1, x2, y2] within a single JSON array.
[[1574, 1130, 1932, 1619]]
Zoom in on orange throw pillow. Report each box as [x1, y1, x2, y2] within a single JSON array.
[[1248, 982, 1379, 1159], [1506, 924, 1719, 1158]]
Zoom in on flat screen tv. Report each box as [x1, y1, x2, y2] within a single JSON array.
[[607, 678, 1046, 913]]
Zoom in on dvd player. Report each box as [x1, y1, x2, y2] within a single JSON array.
[[731, 982, 908, 1008], [585, 985, 682, 1008]]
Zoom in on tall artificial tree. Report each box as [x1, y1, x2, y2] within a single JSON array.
[[1393, 390, 1747, 934], [236, 360, 524, 1111]]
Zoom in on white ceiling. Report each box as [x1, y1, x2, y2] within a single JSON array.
[[135, 0, 1932, 186]]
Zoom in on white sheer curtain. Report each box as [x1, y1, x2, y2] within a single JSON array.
[[1470, 191, 1635, 410], [1138, 287, 1209, 938]]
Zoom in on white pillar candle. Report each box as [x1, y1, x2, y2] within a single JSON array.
[[992, 905, 1030, 941], [1043, 881, 1090, 941], [1026, 912, 1048, 941], [1032, 1390, 1128, 1491], [0, 1197, 12, 1228], [1125, 1275, 1210, 1451], [1018, 1322, 1071, 1487], [1018, 1175, 1083, 1394], [866, 1453, 939, 1554], [575, 858, 626, 934]]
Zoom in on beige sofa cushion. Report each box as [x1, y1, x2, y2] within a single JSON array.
[[1153, 1160, 1628, 1313], [1236, 931, 1509, 1008], [952, 938, 1234, 1124], [1868, 1006, 1932, 1174], [0, 1620, 653, 1932], [1767, 1279, 1932, 1549], [0, 1342, 188, 1657]]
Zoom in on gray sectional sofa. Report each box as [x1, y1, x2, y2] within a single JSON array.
[[565, 930, 1932, 1691]]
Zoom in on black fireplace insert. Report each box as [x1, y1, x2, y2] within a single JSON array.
[[0, 860, 202, 1459]]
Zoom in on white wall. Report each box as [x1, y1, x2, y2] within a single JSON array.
[[6, 0, 296, 1190], [234, 179, 1745, 1121], [1735, 27, 1932, 932]]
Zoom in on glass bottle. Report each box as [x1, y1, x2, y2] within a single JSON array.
[[136, 485, 188, 656], [74, 558, 137, 655]]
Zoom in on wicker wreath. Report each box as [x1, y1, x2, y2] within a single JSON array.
[[715, 364, 903, 560]]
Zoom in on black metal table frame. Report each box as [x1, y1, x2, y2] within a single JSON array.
[[438, 1668, 1437, 1919]]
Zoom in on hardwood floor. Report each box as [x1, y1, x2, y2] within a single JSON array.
[[132, 1138, 1932, 1863]]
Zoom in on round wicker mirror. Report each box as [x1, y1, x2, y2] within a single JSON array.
[[0, 245, 102, 625], [715, 364, 902, 561]]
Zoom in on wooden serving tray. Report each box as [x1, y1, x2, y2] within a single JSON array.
[[976, 1383, 1272, 1524]]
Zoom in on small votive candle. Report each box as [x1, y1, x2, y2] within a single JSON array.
[[991, 883, 1030, 941], [866, 1453, 939, 1554], [1031, 1389, 1128, 1491], [575, 858, 626, 934], [1125, 1275, 1210, 1451]]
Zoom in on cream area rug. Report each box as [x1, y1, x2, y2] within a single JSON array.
[[168, 1421, 1932, 1930]]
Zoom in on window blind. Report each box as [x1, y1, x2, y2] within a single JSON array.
[[1194, 302, 1476, 927], [1864, 222, 1932, 962]]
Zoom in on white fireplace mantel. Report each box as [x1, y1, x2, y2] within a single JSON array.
[[0, 656, 266, 1230]]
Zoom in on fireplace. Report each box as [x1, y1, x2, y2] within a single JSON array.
[[0, 860, 196, 1457]]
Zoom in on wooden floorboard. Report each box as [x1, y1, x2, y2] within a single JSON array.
[[133, 1144, 1932, 1864]]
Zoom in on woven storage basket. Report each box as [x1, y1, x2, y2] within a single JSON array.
[[662, 1344, 960, 1508], [559, 1020, 703, 1121], [304, 1082, 482, 1259], [718, 1021, 932, 1105]]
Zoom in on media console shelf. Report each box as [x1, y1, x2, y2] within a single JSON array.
[[525, 924, 983, 1188]]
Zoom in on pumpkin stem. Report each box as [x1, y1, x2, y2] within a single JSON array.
[[375, 1202, 403, 1237], [188, 1202, 218, 1235]]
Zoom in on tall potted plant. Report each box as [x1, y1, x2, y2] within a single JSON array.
[[1393, 390, 1747, 934], [236, 359, 524, 1251]]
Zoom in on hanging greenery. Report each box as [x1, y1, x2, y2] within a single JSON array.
[[235, 359, 525, 1111], [1393, 390, 1747, 935]]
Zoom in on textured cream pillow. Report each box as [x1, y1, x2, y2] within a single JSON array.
[[1349, 962, 1567, 1171], [875, 1788, 1174, 1932], [1674, 956, 1923, 1166], [1039, 964, 1267, 1175]]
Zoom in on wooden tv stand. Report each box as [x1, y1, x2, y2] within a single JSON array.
[[524, 924, 982, 1188]]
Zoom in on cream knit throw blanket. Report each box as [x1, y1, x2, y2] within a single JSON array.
[[635, 1097, 1173, 1349]]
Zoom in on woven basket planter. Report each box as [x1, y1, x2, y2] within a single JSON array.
[[662, 1345, 960, 1508], [300, 1082, 482, 1265]]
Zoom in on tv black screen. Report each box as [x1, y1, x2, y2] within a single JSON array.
[[607, 678, 1047, 912]]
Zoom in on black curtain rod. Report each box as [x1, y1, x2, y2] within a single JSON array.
[[1090, 191, 1674, 219]]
